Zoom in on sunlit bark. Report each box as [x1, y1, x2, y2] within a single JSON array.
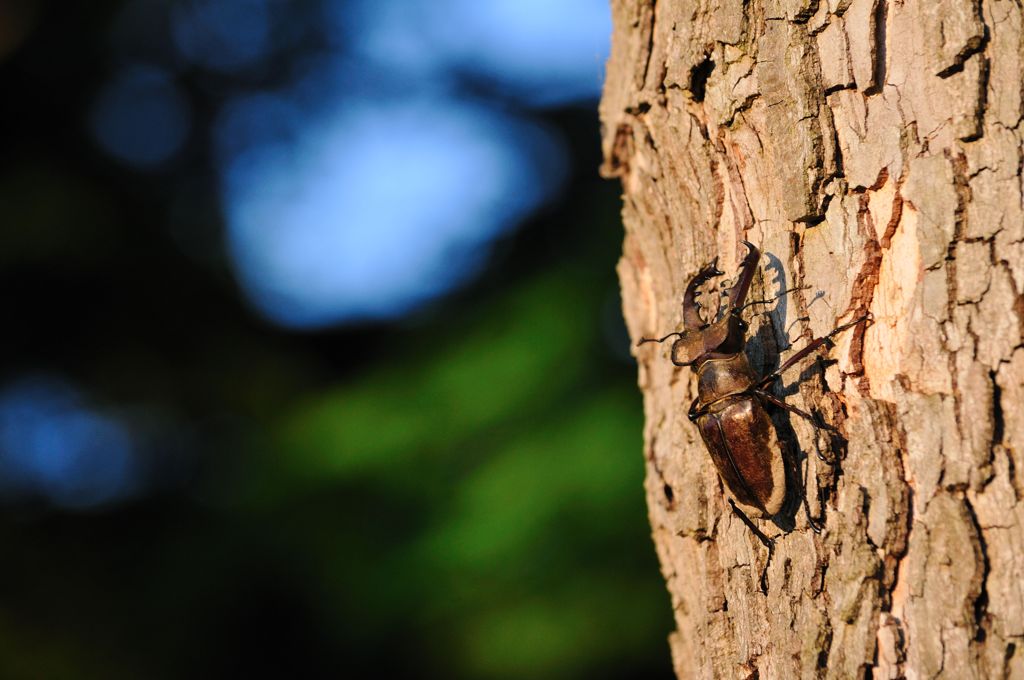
[[601, 1, 1024, 677]]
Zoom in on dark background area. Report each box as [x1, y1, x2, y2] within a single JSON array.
[[0, 1, 674, 677]]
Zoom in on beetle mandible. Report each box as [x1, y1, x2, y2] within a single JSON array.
[[639, 241, 869, 532]]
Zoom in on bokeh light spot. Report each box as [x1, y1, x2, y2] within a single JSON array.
[[171, 0, 271, 73], [90, 63, 191, 168], [0, 377, 138, 508], [219, 97, 567, 328], [332, 0, 611, 106], [430, 0, 612, 104]]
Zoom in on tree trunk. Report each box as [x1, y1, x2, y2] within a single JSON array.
[[600, 1, 1024, 677]]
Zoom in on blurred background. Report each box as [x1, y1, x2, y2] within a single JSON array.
[[0, 1, 673, 677]]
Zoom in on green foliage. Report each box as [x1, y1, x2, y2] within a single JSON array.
[[0, 56, 671, 676], [232, 270, 674, 678]]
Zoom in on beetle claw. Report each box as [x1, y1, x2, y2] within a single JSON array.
[[710, 256, 723, 277], [724, 241, 761, 313], [681, 241, 762, 329], [683, 258, 728, 329]]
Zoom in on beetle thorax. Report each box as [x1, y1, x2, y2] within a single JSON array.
[[695, 353, 757, 404]]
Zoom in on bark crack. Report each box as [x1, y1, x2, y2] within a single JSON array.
[[637, 0, 658, 91], [936, 29, 989, 79], [963, 497, 992, 648], [863, 0, 888, 96]]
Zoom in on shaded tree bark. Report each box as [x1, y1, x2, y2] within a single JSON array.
[[600, 1, 1024, 677]]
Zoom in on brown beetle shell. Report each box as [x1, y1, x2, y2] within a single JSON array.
[[696, 353, 756, 401], [671, 315, 748, 366], [695, 395, 786, 517]]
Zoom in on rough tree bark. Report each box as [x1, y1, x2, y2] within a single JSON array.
[[600, 1, 1024, 678]]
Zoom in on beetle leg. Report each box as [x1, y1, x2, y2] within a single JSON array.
[[752, 390, 829, 533], [802, 492, 824, 533], [755, 313, 873, 389], [751, 390, 834, 431], [808, 408, 839, 464], [728, 499, 774, 594], [800, 454, 824, 534], [755, 391, 841, 469], [687, 396, 703, 421], [754, 390, 829, 533]]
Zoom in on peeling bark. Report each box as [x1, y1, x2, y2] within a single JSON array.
[[601, 1, 1024, 677]]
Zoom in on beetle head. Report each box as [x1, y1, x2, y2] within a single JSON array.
[[670, 241, 760, 365], [670, 314, 748, 365]]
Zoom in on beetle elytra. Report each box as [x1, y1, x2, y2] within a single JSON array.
[[639, 241, 870, 541]]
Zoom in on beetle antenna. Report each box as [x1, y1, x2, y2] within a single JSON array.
[[735, 285, 809, 312], [637, 331, 684, 347]]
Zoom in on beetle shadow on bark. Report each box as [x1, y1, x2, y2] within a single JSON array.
[[745, 252, 837, 532]]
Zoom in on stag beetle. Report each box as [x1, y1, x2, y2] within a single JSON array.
[[639, 241, 869, 539]]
